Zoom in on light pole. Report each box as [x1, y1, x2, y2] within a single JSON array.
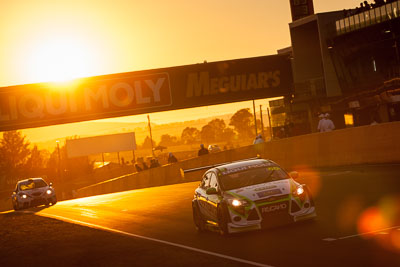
[[253, 100, 258, 137], [56, 140, 61, 181], [260, 105, 265, 138], [147, 115, 155, 157]]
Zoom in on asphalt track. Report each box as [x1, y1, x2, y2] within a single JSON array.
[[9, 164, 400, 266]]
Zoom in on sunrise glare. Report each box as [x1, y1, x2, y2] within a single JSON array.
[[1, 0, 400, 266]]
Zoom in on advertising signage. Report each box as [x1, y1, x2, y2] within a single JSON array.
[[0, 54, 292, 131], [66, 132, 136, 158]]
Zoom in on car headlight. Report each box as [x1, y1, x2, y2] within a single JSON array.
[[228, 198, 249, 207], [296, 186, 304, 196], [226, 197, 250, 216], [231, 199, 241, 207], [22, 194, 27, 199], [46, 189, 52, 195]]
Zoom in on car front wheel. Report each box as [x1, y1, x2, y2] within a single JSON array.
[[192, 202, 206, 232], [13, 201, 20, 211], [217, 204, 230, 236]]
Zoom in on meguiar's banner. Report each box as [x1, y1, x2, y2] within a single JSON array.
[[0, 54, 292, 131]]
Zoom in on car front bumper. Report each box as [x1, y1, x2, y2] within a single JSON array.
[[226, 198, 317, 234], [16, 195, 57, 208]]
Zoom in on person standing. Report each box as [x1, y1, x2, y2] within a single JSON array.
[[198, 144, 209, 156], [317, 113, 326, 132], [168, 152, 178, 163], [324, 113, 335, 132], [253, 134, 265, 144]]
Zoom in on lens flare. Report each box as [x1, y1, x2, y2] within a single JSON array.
[[291, 165, 321, 197], [389, 230, 400, 251], [358, 207, 390, 235], [357, 195, 400, 253]]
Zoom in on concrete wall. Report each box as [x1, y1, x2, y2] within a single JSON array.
[[76, 121, 400, 198]]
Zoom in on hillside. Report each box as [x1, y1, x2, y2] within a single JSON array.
[[26, 114, 234, 151]]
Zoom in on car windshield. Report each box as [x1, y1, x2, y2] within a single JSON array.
[[219, 166, 289, 191], [18, 179, 47, 191]]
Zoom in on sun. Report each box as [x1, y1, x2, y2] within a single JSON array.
[[27, 36, 95, 83]]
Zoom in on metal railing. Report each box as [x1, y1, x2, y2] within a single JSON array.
[[336, 1, 400, 35]]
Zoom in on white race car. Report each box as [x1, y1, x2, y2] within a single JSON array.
[[190, 158, 316, 235], [11, 178, 57, 211]]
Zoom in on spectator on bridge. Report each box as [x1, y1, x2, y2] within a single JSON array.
[[284, 119, 294, 137], [167, 152, 178, 164], [198, 144, 209, 156], [370, 115, 379, 125], [372, 0, 385, 8], [323, 113, 335, 132], [150, 158, 161, 168], [253, 134, 265, 144], [358, 2, 366, 13], [317, 113, 326, 133], [276, 127, 286, 139], [363, 1, 371, 10], [142, 162, 149, 170], [135, 163, 143, 172]]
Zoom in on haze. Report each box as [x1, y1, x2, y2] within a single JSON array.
[[0, 0, 362, 144]]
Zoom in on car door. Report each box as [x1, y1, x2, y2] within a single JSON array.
[[206, 172, 221, 222], [196, 172, 213, 220]]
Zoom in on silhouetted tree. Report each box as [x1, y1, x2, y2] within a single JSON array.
[[0, 131, 31, 185], [47, 142, 93, 185], [207, 119, 226, 142], [200, 124, 214, 144], [181, 127, 200, 145], [141, 136, 156, 149], [25, 145, 47, 176], [158, 134, 179, 147], [221, 127, 236, 142], [229, 108, 254, 139]]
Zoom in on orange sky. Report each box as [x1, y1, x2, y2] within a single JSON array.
[[0, 0, 363, 145]]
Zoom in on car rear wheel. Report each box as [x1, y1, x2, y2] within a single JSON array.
[[192, 202, 206, 232]]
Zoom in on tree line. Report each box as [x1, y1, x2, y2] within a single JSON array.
[[140, 108, 261, 148], [0, 108, 260, 188]]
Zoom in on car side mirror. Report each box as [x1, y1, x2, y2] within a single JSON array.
[[206, 187, 218, 195], [289, 171, 299, 179]]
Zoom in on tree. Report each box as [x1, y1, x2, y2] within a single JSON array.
[[26, 145, 47, 176], [158, 134, 179, 147], [141, 136, 156, 149], [200, 124, 214, 144], [221, 127, 236, 143], [229, 108, 255, 139], [0, 131, 31, 185], [181, 127, 200, 145], [207, 119, 226, 142], [46, 142, 93, 185]]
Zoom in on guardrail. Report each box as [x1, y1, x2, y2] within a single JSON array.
[[76, 121, 400, 198], [336, 1, 400, 35]]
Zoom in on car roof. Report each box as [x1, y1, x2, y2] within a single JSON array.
[[212, 159, 276, 172], [17, 177, 45, 183]]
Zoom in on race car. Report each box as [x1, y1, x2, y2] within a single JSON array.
[[11, 178, 57, 211], [190, 158, 316, 235]]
